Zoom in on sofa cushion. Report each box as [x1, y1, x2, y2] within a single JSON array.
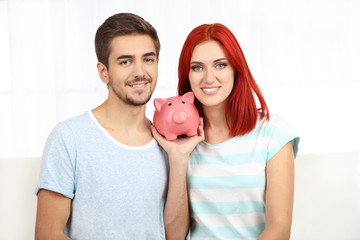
[[291, 150, 360, 240]]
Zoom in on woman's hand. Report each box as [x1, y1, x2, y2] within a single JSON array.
[[154, 119, 204, 240], [150, 117, 205, 162]]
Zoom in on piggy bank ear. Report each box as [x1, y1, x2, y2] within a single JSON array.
[[154, 98, 166, 111], [183, 91, 195, 103]]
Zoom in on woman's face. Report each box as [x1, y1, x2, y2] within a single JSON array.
[[188, 40, 235, 109]]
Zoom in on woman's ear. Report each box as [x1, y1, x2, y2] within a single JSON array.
[[97, 62, 109, 84]]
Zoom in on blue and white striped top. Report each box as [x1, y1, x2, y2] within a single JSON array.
[[187, 114, 300, 240]]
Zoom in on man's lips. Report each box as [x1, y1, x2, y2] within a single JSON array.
[[128, 82, 147, 88], [126, 78, 151, 88]]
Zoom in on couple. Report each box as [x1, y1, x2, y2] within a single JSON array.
[[35, 13, 299, 240]]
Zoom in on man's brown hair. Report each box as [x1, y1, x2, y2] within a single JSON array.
[[95, 13, 160, 68]]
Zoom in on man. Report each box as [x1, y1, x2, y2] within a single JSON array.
[[35, 13, 203, 240]]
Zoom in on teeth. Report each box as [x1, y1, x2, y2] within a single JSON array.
[[202, 87, 218, 92], [130, 83, 146, 88]]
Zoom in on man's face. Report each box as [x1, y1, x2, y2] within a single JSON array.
[[101, 34, 158, 106]]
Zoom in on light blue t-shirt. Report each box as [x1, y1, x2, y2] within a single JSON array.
[[36, 111, 169, 239], [187, 114, 300, 240]]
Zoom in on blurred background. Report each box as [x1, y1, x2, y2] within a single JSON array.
[[1, 0, 359, 158]]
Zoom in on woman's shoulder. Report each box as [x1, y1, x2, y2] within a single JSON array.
[[256, 112, 292, 130], [257, 113, 300, 159]]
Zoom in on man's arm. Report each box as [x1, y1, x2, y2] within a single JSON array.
[[151, 119, 204, 240], [35, 189, 72, 240]]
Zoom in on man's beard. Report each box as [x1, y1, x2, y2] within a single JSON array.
[[109, 77, 153, 106]]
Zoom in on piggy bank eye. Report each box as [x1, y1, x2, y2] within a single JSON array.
[[167, 102, 172, 106], [181, 100, 186, 104]]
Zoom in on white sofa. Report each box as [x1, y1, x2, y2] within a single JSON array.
[[1, 150, 359, 239], [0, 157, 40, 240], [291, 150, 360, 240]]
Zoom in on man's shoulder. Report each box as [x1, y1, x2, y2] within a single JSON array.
[[57, 111, 91, 129], [50, 111, 92, 137], [64, 111, 90, 124]]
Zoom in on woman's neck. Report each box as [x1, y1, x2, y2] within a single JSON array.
[[202, 104, 231, 144]]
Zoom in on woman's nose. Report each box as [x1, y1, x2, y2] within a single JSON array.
[[204, 68, 215, 84]]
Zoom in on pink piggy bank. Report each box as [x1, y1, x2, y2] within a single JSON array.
[[153, 92, 200, 141]]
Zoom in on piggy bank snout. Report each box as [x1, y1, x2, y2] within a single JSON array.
[[172, 111, 187, 124]]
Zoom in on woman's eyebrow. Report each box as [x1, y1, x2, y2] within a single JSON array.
[[190, 61, 203, 65], [190, 58, 228, 64], [213, 58, 227, 62]]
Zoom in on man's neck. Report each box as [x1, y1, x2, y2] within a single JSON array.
[[91, 100, 153, 146]]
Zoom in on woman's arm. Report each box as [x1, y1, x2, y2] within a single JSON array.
[[258, 141, 295, 240], [151, 119, 204, 240]]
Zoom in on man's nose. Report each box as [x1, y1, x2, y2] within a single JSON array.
[[133, 61, 146, 78]]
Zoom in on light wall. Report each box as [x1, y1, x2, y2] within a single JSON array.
[[1, 0, 359, 157]]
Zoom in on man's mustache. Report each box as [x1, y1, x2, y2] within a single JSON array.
[[126, 77, 152, 85]]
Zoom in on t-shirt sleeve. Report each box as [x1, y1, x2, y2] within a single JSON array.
[[35, 122, 77, 199], [266, 115, 300, 162]]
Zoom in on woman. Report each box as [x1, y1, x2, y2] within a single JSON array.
[[177, 23, 300, 239]]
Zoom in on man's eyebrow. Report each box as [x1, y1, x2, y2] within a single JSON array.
[[116, 55, 134, 61], [143, 52, 156, 57], [116, 52, 156, 61]]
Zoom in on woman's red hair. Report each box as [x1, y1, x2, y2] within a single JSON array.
[[178, 23, 269, 136]]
